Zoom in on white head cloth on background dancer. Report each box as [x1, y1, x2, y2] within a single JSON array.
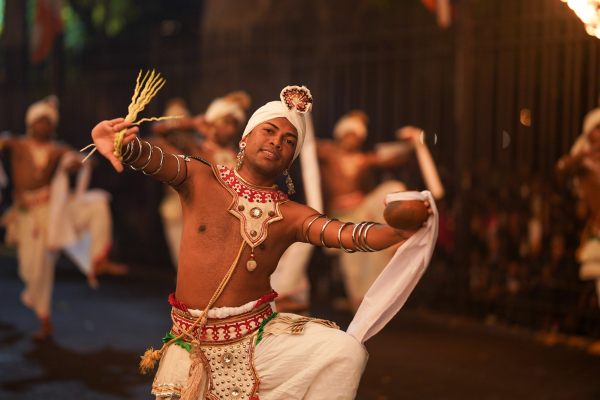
[[205, 91, 252, 125]]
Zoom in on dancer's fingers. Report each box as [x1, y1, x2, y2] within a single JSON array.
[[113, 120, 132, 132], [107, 118, 125, 126], [108, 154, 124, 173], [122, 131, 138, 146], [124, 126, 138, 137]]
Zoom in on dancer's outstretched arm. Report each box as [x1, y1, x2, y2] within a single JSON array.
[[91, 118, 191, 187], [285, 198, 432, 252]]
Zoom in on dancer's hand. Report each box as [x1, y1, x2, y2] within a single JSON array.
[[396, 126, 423, 145], [91, 118, 139, 172]]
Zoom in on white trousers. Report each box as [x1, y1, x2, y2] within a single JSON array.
[[8, 196, 112, 317]]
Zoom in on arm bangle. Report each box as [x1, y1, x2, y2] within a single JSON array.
[[143, 146, 165, 175], [361, 222, 377, 252], [352, 222, 368, 252], [172, 155, 190, 187], [304, 214, 325, 244], [162, 154, 181, 185], [320, 219, 339, 248], [121, 141, 133, 161], [124, 137, 143, 165], [131, 141, 153, 171], [337, 222, 356, 253], [356, 222, 370, 252]]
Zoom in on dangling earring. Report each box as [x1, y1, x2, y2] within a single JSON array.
[[284, 169, 295, 195], [235, 142, 246, 171]]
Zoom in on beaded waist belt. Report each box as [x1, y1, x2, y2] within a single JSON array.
[[170, 302, 274, 345]]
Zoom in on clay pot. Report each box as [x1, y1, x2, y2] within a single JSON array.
[[383, 199, 428, 231]]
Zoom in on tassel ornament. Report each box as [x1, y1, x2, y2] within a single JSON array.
[[140, 347, 163, 374], [180, 339, 206, 400]]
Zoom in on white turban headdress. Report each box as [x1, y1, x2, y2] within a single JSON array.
[[26, 95, 60, 129], [242, 86, 313, 162], [163, 98, 191, 118], [333, 110, 368, 141], [571, 107, 600, 155], [205, 91, 251, 125]]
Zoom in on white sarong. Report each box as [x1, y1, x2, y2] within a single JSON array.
[[154, 300, 367, 400]]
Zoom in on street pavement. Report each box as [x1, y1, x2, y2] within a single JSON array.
[[1, 254, 599, 400]]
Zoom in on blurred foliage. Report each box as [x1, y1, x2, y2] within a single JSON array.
[[68, 0, 141, 39], [0, 0, 4, 37], [62, 0, 200, 52]]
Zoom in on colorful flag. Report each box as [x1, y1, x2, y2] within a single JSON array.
[[30, 0, 64, 65], [420, 0, 452, 28]]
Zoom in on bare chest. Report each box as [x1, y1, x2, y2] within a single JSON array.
[[11, 143, 62, 191]]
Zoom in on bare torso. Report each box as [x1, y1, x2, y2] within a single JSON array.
[[318, 141, 377, 210], [175, 161, 304, 309], [4, 137, 69, 204]]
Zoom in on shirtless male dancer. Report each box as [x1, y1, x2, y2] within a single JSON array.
[[90, 87, 431, 399], [318, 110, 440, 310], [1, 96, 125, 339]]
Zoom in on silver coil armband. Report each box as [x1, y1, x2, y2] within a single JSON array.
[[161, 154, 182, 185], [304, 214, 326, 244], [131, 141, 153, 171], [143, 146, 164, 175], [123, 137, 143, 165], [320, 218, 339, 248], [304, 214, 380, 252], [350, 221, 379, 252], [337, 222, 356, 253]]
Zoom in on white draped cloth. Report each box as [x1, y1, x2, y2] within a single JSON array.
[[347, 190, 438, 343], [271, 112, 322, 303]]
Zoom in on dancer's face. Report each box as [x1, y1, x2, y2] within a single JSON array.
[[242, 117, 298, 176], [213, 115, 239, 146], [339, 131, 364, 151], [30, 117, 53, 141]]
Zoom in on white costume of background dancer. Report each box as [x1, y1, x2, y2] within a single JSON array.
[[2, 97, 113, 324], [326, 113, 444, 310]]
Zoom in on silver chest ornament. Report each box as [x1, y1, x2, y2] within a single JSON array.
[[214, 165, 288, 271]]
